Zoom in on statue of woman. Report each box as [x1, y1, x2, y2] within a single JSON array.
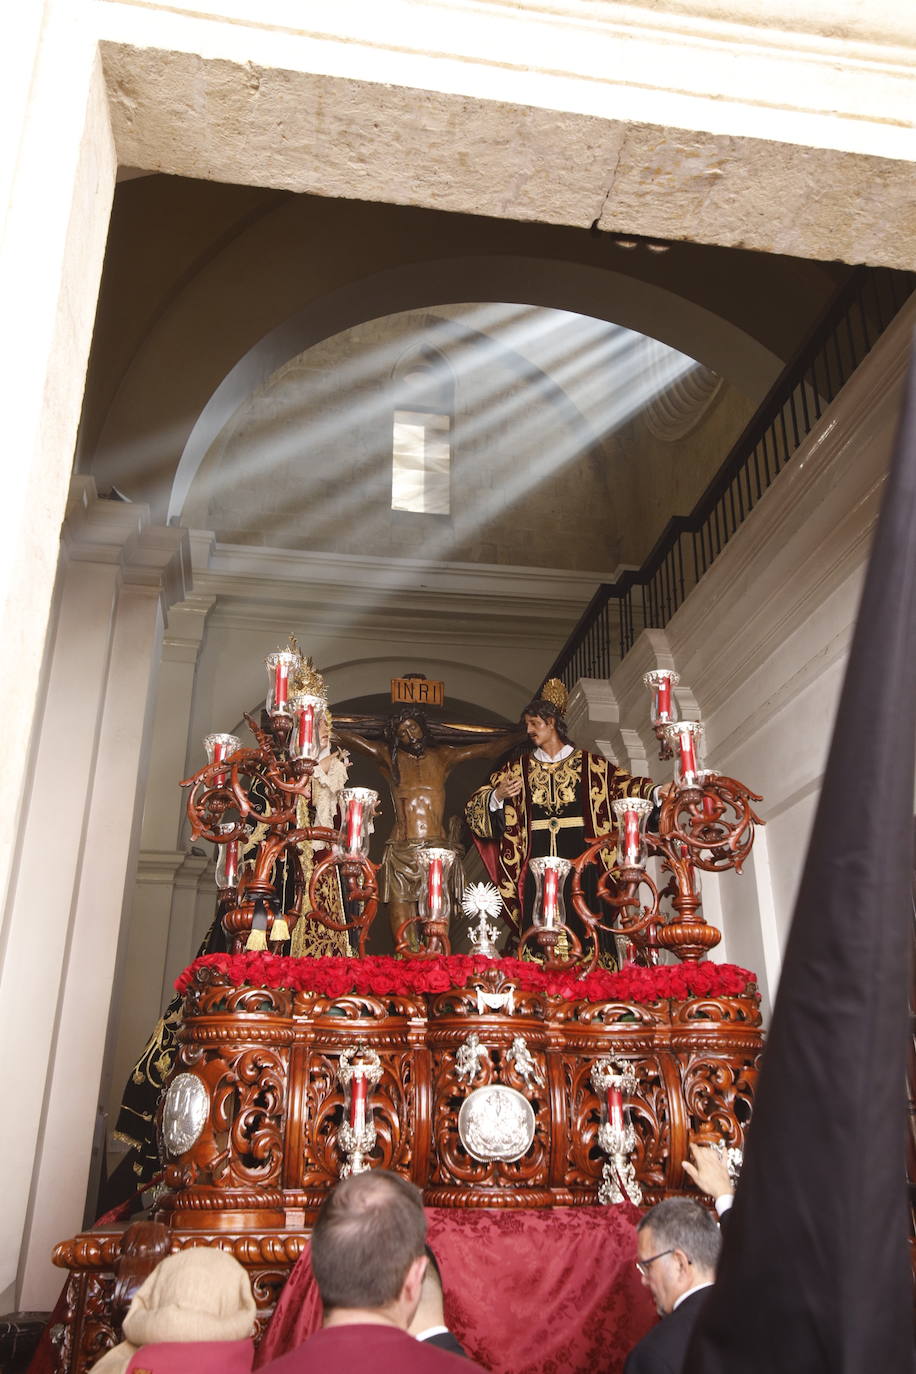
[[290, 711, 354, 957]]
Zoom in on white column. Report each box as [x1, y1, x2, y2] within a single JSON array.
[[10, 489, 189, 1310], [103, 596, 215, 1148], [0, 8, 116, 949], [140, 597, 215, 853], [0, 499, 124, 1307]]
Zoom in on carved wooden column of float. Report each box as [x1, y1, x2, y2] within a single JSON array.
[[159, 978, 294, 1229]]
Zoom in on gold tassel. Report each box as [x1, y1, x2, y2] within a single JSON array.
[[270, 917, 290, 943], [246, 928, 268, 951]]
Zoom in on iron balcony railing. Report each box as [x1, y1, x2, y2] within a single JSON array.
[[548, 265, 915, 691]]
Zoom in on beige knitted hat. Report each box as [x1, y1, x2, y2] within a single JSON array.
[[123, 1247, 256, 1346]]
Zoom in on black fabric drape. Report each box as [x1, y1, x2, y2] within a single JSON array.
[[684, 346, 916, 1372]]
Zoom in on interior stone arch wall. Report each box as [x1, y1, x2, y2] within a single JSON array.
[[184, 305, 705, 572], [79, 179, 844, 525]]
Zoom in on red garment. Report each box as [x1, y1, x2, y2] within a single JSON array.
[[258, 1324, 481, 1373], [126, 1338, 254, 1373], [256, 1206, 657, 1374]]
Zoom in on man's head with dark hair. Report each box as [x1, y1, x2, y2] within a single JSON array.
[[310, 1171, 427, 1322], [521, 696, 571, 752], [384, 706, 432, 781], [635, 1197, 721, 1316]]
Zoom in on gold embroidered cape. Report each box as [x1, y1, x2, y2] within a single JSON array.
[[465, 749, 655, 931]]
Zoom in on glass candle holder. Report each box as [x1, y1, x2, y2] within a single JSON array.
[[643, 669, 680, 725], [605, 1082, 625, 1133], [337, 787, 378, 859], [204, 732, 241, 787], [289, 693, 326, 761], [697, 768, 721, 819], [347, 1065, 371, 1133], [265, 650, 302, 717], [214, 820, 242, 890], [417, 847, 455, 926], [529, 855, 572, 930], [664, 721, 705, 788], [611, 796, 654, 869]]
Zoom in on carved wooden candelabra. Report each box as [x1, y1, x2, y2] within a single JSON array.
[[517, 673, 763, 972], [181, 646, 380, 954]]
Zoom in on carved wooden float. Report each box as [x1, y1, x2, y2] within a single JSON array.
[[51, 956, 762, 1372]]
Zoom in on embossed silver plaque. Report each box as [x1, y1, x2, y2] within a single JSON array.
[[161, 1072, 209, 1156], [457, 1085, 536, 1163]]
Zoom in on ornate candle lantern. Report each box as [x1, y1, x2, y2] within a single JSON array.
[[664, 720, 705, 791], [590, 1057, 641, 1206], [614, 932, 639, 969], [289, 692, 325, 762], [337, 787, 378, 859], [337, 1046, 382, 1177], [643, 669, 679, 759], [530, 855, 571, 929], [214, 820, 243, 890], [265, 649, 302, 718], [417, 847, 455, 938], [204, 732, 241, 787], [528, 855, 572, 959], [644, 668, 678, 724], [611, 796, 654, 873]]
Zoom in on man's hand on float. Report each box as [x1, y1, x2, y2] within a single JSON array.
[[493, 776, 524, 802], [683, 1142, 734, 1200]]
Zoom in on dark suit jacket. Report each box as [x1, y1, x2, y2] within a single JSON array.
[[623, 1287, 711, 1374], [420, 1330, 468, 1358]]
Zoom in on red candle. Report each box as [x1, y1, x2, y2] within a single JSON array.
[[350, 1071, 368, 1131], [211, 737, 227, 787], [702, 791, 717, 819], [428, 856, 443, 915], [543, 866, 559, 924], [297, 703, 315, 754], [273, 660, 289, 712], [657, 677, 672, 719], [679, 730, 697, 778], [624, 809, 640, 863], [607, 1084, 624, 1133], [346, 797, 364, 854]]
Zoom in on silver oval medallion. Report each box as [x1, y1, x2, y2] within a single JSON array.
[[457, 1085, 536, 1163], [161, 1072, 209, 1156]]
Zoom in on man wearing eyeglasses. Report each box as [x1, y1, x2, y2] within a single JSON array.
[[625, 1198, 722, 1374]]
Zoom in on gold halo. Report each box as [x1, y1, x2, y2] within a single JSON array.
[[539, 677, 568, 714], [292, 655, 327, 700]]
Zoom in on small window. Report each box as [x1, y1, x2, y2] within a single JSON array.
[[392, 410, 451, 514]]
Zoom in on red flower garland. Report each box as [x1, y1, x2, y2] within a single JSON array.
[[175, 952, 756, 1005]]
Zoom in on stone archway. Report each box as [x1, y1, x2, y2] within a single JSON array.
[[166, 254, 783, 524]]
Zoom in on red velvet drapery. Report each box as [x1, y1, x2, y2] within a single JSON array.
[[256, 1205, 657, 1374]]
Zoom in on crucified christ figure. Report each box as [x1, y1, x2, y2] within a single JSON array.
[[334, 706, 521, 943]]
